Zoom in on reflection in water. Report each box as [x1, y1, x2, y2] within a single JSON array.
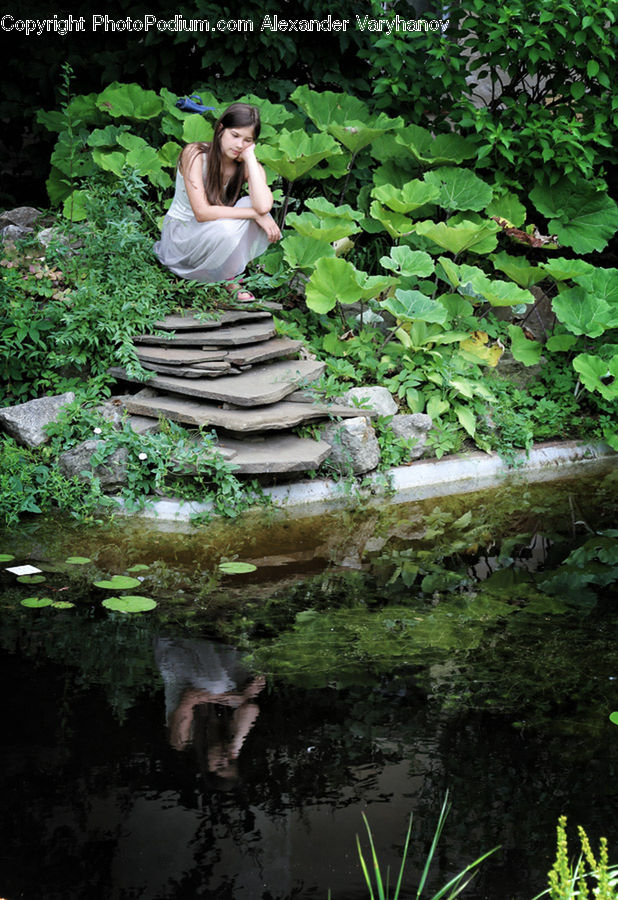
[[0, 467, 617, 899], [155, 638, 265, 788]]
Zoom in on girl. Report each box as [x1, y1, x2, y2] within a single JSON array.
[[154, 102, 281, 301]]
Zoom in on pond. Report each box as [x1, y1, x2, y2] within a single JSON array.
[[1, 460, 617, 900]]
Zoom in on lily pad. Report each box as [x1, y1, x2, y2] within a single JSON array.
[[93, 575, 141, 590], [102, 596, 157, 613], [52, 601, 76, 609], [21, 597, 53, 608], [127, 564, 150, 573], [66, 556, 92, 565], [17, 575, 46, 584], [218, 561, 258, 575], [0, 553, 14, 562]]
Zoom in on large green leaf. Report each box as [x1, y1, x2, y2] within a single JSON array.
[[62, 190, 88, 221], [507, 324, 543, 366], [287, 199, 361, 242], [182, 115, 213, 143], [291, 85, 369, 128], [368, 201, 414, 238], [424, 167, 493, 212], [382, 290, 448, 324], [541, 257, 595, 281], [572, 353, 618, 401], [451, 264, 533, 307], [552, 287, 615, 337], [92, 148, 126, 176], [490, 250, 545, 287], [94, 575, 141, 590], [87, 125, 129, 147], [282, 234, 335, 272], [413, 220, 499, 256], [371, 180, 440, 215], [258, 130, 343, 182], [530, 178, 618, 254], [116, 133, 172, 188], [380, 246, 435, 278], [305, 258, 393, 313], [485, 191, 526, 228], [50, 131, 98, 178], [372, 159, 421, 190], [328, 115, 402, 154], [394, 125, 477, 166], [102, 596, 157, 613], [574, 267, 618, 307], [97, 82, 163, 119]]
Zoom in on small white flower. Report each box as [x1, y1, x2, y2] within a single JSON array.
[[93, 427, 102, 434], [138, 452, 148, 461]]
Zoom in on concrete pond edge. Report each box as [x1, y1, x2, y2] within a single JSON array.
[[115, 440, 617, 524]]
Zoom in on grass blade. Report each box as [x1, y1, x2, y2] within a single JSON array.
[[356, 833, 376, 900], [362, 813, 387, 900], [429, 846, 500, 900], [417, 790, 452, 899], [393, 813, 414, 900]]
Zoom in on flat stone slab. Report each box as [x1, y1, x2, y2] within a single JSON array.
[[109, 359, 325, 407], [126, 414, 160, 435], [153, 309, 272, 330], [225, 337, 303, 366], [135, 321, 276, 347], [139, 361, 233, 378], [121, 393, 373, 433], [218, 434, 331, 473], [135, 346, 228, 365]]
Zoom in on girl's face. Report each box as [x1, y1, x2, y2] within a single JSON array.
[[219, 124, 256, 161]]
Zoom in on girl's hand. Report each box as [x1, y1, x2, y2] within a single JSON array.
[[256, 212, 281, 242], [238, 142, 257, 162]]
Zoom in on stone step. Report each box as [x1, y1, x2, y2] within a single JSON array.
[[218, 434, 331, 474], [225, 338, 303, 366], [108, 359, 325, 407], [135, 320, 276, 347], [134, 337, 302, 369], [121, 392, 373, 433], [153, 309, 272, 330], [135, 347, 228, 365], [139, 361, 235, 378]]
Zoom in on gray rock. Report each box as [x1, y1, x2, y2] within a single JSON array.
[[58, 439, 128, 490], [321, 416, 381, 475], [388, 414, 433, 460], [0, 392, 75, 447], [0, 207, 41, 229], [216, 435, 331, 473], [339, 386, 398, 417], [122, 392, 371, 433], [109, 359, 325, 407], [0, 224, 33, 241]]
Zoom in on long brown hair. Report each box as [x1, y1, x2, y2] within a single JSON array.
[[179, 103, 261, 207]]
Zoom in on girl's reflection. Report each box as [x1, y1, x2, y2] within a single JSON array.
[[155, 638, 265, 788]]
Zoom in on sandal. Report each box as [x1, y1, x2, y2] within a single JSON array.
[[224, 279, 256, 302]]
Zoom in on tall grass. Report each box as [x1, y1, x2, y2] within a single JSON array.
[[354, 791, 499, 900]]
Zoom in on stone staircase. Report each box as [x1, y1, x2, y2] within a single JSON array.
[[108, 305, 374, 475]]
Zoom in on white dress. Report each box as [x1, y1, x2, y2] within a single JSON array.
[[153, 154, 269, 283]]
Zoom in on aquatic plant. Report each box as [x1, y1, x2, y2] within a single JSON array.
[[354, 792, 498, 900], [533, 816, 618, 900]]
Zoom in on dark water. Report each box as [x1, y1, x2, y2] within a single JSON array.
[[1, 463, 617, 900]]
